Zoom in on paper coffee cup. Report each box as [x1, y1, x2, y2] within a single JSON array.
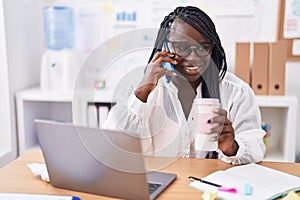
[[192, 98, 220, 151]]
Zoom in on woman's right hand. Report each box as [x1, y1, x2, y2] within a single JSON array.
[[134, 51, 178, 102]]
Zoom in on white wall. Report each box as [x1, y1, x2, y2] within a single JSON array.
[[0, 0, 44, 165], [0, 0, 15, 168], [286, 61, 300, 161], [4, 0, 44, 88]]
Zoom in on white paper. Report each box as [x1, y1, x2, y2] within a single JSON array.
[[292, 39, 300, 55], [283, 0, 300, 38], [0, 193, 76, 200], [27, 163, 50, 182], [191, 163, 300, 200]]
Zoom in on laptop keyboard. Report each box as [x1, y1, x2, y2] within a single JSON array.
[[148, 182, 162, 194]]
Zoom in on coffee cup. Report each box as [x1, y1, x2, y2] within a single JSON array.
[[191, 98, 220, 151]]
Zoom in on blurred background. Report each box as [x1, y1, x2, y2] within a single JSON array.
[[1, 0, 300, 167]]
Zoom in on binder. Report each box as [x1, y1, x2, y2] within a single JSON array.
[[87, 104, 98, 127], [268, 41, 287, 95], [234, 43, 251, 85], [98, 105, 109, 128], [251, 43, 269, 95]]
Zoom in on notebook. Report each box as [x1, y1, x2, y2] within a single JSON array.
[[35, 119, 176, 200], [189, 163, 300, 200]]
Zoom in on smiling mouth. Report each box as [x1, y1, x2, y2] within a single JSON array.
[[184, 66, 200, 71]]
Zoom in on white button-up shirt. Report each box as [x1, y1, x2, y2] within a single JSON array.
[[102, 72, 266, 165]]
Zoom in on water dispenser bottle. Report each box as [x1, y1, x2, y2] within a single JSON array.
[[41, 6, 80, 91], [43, 6, 74, 50]]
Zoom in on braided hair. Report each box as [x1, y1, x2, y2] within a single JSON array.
[[149, 6, 228, 99]]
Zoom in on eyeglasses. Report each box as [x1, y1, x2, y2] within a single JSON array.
[[166, 40, 214, 58]]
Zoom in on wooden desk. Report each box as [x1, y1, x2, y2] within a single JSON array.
[[1, 150, 300, 200]]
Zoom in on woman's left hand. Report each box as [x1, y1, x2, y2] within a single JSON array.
[[209, 108, 239, 156]]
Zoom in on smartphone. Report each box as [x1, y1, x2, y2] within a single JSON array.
[[162, 42, 174, 83]]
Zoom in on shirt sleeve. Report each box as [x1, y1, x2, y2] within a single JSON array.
[[219, 83, 266, 165], [101, 87, 159, 153]]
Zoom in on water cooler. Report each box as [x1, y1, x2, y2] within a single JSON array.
[[40, 6, 80, 91]]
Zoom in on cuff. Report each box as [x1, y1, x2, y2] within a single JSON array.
[[127, 92, 149, 116], [219, 137, 245, 164]]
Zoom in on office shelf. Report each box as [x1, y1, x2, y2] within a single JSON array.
[[16, 87, 298, 162], [17, 87, 74, 102], [256, 95, 298, 162], [16, 87, 74, 155]]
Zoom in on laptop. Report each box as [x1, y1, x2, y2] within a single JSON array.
[[35, 119, 177, 200]]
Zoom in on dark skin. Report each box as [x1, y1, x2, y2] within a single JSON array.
[[134, 18, 238, 157]]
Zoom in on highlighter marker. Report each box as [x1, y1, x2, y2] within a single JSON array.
[[244, 183, 252, 195], [162, 42, 174, 83], [218, 187, 237, 193]]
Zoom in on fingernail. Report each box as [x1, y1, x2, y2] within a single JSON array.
[[172, 72, 177, 76], [205, 129, 212, 134], [214, 109, 219, 112]]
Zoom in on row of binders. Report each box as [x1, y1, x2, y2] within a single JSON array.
[[235, 41, 286, 95]]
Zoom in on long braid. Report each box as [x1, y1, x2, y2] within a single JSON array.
[[174, 7, 226, 159], [149, 6, 228, 99]]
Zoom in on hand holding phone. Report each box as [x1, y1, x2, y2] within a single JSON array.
[[162, 42, 174, 83]]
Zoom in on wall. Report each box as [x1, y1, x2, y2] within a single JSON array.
[[0, 0, 15, 167], [0, 0, 44, 165], [286, 61, 300, 161], [4, 0, 44, 89]]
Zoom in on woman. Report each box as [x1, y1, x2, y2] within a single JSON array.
[[103, 6, 266, 164]]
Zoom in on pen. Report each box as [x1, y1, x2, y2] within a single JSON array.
[[188, 176, 222, 187]]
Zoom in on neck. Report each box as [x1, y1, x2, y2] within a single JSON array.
[[172, 76, 201, 93], [188, 78, 201, 93]]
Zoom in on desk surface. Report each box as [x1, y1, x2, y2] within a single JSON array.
[[1, 150, 300, 200]]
